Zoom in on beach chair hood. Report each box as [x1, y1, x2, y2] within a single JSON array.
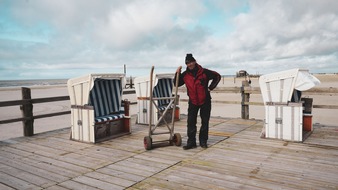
[[259, 68, 320, 103], [67, 73, 126, 106]]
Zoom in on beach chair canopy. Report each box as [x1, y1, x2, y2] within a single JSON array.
[[259, 68, 320, 103], [67, 73, 126, 120]]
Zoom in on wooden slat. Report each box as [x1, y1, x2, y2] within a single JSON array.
[[58, 180, 101, 190], [0, 111, 71, 124], [0, 96, 70, 107], [72, 175, 125, 190], [313, 104, 338, 109], [0, 172, 41, 190]]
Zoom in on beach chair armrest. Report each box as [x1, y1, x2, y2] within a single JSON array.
[[122, 99, 130, 116]]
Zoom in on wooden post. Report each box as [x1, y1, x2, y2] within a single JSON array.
[[241, 81, 250, 119], [20, 87, 34, 136], [123, 99, 130, 132]]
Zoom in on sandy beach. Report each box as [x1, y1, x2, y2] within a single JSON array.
[[0, 74, 337, 141]]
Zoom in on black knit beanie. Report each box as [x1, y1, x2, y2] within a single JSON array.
[[185, 53, 196, 64]]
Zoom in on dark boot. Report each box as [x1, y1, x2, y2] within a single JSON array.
[[183, 142, 197, 150], [200, 142, 208, 148]]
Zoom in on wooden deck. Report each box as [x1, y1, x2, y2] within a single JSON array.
[[1, 115, 338, 190]]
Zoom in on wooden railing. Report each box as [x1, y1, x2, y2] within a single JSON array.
[[0, 87, 136, 136], [179, 82, 338, 119], [1, 84, 337, 136]]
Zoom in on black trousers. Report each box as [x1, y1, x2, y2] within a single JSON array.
[[186, 100, 211, 145]]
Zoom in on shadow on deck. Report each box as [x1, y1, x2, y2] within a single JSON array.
[[0, 115, 337, 190]]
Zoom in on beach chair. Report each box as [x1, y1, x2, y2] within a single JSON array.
[[134, 72, 180, 126], [67, 73, 131, 143], [259, 68, 320, 142]]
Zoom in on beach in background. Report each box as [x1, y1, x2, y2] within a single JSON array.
[[0, 74, 337, 141]]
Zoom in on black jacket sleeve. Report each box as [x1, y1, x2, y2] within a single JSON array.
[[204, 69, 221, 90], [174, 71, 186, 87]]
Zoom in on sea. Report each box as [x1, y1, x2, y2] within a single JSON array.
[[0, 79, 68, 88], [0, 75, 236, 88]]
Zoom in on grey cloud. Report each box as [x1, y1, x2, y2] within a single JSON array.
[[1, 0, 338, 80], [214, 0, 338, 74]]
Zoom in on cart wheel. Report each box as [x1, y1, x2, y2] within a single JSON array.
[[172, 133, 182, 146], [144, 136, 152, 150]]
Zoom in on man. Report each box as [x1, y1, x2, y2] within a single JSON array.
[[174, 53, 221, 149]]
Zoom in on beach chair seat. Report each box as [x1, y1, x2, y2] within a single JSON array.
[[68, 74, 131, 143], [94, 112, 125, 123]]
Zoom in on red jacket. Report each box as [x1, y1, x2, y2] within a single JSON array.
[[175, 63, 221, 105]]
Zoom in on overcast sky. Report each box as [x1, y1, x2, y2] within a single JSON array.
[[1, 0, 338, 80]]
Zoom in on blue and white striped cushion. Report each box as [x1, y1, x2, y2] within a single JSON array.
[[94, 113, 125, 123], [89, 79, 123, 119], [153, 78, 173, 106]]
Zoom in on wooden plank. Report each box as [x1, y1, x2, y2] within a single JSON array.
[[194, 146, 338, 188], [75, 146, 135, 162], [23, 154, 92, 175], [31, 137, 90, 152], [208, 131, 233, 137], [216, 141, 338, 165], [114, 159, 166, 174], [43, 185, 69, 190], [173, 165, 293, 190], [0, 171, 42, 190], [9, 141, 69, 157], [106, 163, 154, 177], [101, 138, 146, 153], [58, 180, 100, 190], [0, 96, 69, 107], [177, 161, 324, 190], [85, 171, 135, 188], [0, 164, 56, 188], [96, 167, 145, 182], [0, 182, 16, 190], [313, 104, 338, 109], [33, 111, 71, 119], [154, 170, 236, 190], [212, 147, 338, 178], [147, 146, 198, 159], [218, 135, 338, 159], [123, 157, 171, 170], [0, 154, 69, 182], [0, 146, 33, 159], [133, 153, 181, 165], [133, 177, 202, 190], [72, 175, 125, 190], [57, 152, 111, 170]]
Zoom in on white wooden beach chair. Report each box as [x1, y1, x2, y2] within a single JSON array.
[[259, 68, 320, 142], [134, 73, 180, 126], [67, 73, 131, 143]]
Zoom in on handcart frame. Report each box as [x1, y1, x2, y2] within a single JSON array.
[[143, 66, 182, 150]]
